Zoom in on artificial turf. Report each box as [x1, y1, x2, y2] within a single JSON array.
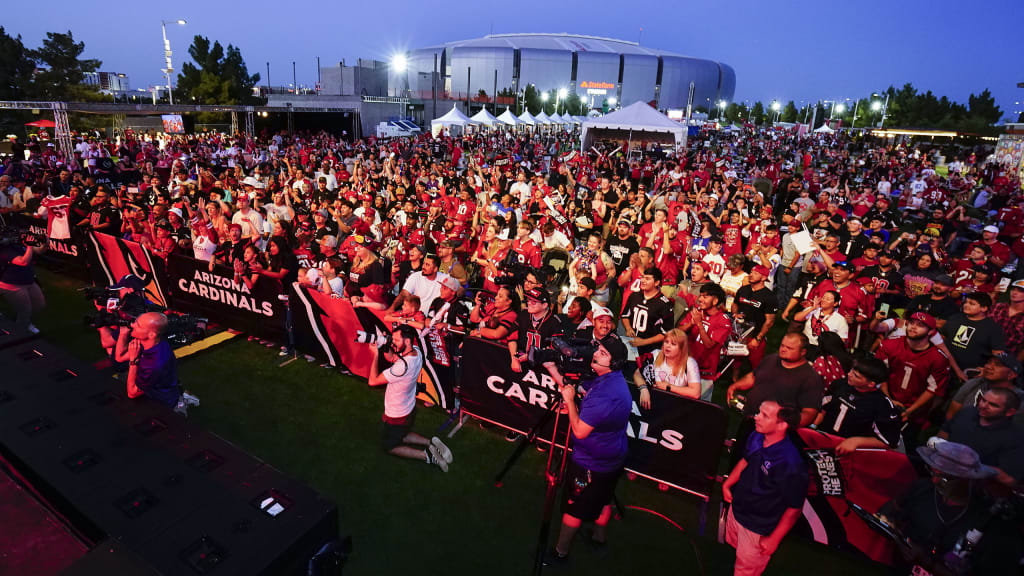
[[5, 267, 890, 576]]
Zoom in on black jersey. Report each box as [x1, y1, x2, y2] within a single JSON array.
[[818, 380, 901, 447], [734, 285, 778, 333], [515, 310, 563, 354], [623, 290, 674, 355]]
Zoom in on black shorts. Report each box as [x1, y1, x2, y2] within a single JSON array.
[[562, 459, 622, 522], [381, 410, 415, 451]]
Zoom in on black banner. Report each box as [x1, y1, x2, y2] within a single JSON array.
[[459, 338, 727, 499], [5, 213, 86, 273], [165, 253, 287, 339]]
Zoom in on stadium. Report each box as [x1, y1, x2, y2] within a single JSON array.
[[401, 32, 736, 112]]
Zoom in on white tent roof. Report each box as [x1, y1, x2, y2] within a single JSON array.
[[813, 123, 835, 133], [497, 108, 524, 126], [560, 113, 578, 124], [432, 104, 477, 127], [517, 110, 539, 125], [534, 110, 553, 124], [581, 101, 686, 150], [549, 113, 567, 124], [470, 107, 499, 127]]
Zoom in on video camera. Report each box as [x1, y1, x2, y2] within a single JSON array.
[[528, 337, 597, 381], [0, 226, 46, 249], [493, 250, 539, 288], [83, 281, 208, 345]]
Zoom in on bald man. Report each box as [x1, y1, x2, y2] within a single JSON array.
[[115, 312, 181, 409]]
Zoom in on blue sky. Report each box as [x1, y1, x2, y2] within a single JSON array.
[[5, 0, 1021, 120]]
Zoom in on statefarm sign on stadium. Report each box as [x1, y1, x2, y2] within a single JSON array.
[[578, 81, 615, 90]]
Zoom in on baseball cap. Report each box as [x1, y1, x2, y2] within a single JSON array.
[[316, 209, 329, 218], [991, 351, 1022, 374], [298, 220, 314, 232], [579, 277, 597, 291], [983, 225, 1000, 234], [229, 223, 243, 232], [908, 311, 937, 330], [168, 207, 183, 219], [695, 261, 712, 272], [352, 235, 374, 248], [592, 306, 614, 321], [525, 288, 551, 304], [112, 273, 146, 291], [437, 276, 460, 291], [752, 264, 770, 277], [1011, 279, 1024, 291], [934, 274, 955, 286]]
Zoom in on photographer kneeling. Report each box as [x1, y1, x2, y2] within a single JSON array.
[[114, 312, 191, 413], [367, 325, 453, 472], [541, 337, 631, 567]]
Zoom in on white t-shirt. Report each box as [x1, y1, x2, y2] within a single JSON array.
[[654, 357, 701, 390], [232, 209, 265, 242], [325, 275, 344, 297], [802, 309, 849, 346], [384, 349, 423, 418], [402, 271, 450, 312], [192, 233, 218, 262]]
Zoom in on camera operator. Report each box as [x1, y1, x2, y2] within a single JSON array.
[[114, 312, 182, 410], [541, 336, 631, 567], [879, 440, 1021, 576], [0, 230, 45, 334], [95, 274, 148, 364], [510, 288, 561, 373], [366, 325, 453, 472]]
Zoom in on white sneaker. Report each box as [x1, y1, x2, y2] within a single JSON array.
[[430, 437, 453, 464], [182, 392, 201, 407], [174, 399, 188, 417], [427, 445, 449, 472], [26, 324, 40, 335]]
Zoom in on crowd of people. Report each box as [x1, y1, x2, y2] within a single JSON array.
[[2, 119, 1024, 575]]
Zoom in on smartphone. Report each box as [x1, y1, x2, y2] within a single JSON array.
[[879, 302, 890, 316]]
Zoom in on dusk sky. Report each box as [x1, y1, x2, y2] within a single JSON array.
[[5, 0, 1022, 120]]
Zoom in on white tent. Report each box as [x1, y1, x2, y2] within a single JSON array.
[[580, 101, 686, 150], [549, 113, 566, 125], [534, 110, 553, 124], [470, 107, 500, 127], [430, 104, 478, 136], [813, 123, 835, 134], [560, 113, 578, 124], [497, 108, 524, 126], [517, 110, 539, 125]]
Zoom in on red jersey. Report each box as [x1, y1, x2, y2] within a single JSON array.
[[720, 224, 743, 257], [453, 199, 476, 224], [511, 238, 542, 268], [876, 338, 949, 424], [41, 195, 72, 239], [684, 311, 732, 378], [967, 240, 1011, 266], [807, 280, 870, 324]]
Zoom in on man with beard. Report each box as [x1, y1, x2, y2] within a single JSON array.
[[947, 352, 1024, 425], [877, 312, 950, 450], [733, 265, 778, 369], [210, 223, 248, 271], [905, 274, 959, 330], [605, 220, 639, 278], [859, 249, 905, 310], [574, 305, 623, 352]]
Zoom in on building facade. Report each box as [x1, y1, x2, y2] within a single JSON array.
[[403, 33, 735, 112]]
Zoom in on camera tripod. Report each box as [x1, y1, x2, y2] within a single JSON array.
[[493, 392, 573, 576]]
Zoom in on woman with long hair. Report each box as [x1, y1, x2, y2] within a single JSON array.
[[634, 328, 701, 409], [348, 238, 389, 309]]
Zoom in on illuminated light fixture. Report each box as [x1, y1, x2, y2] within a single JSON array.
[[391, 54, 407, 73]]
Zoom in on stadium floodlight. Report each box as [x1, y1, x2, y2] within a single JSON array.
[[558, 88, 568, 99], [771, 101, 781, 112], [718, 100, 727, 109], [870, 100, 882, 111], [391, 53, 407, 73], [835, 103, 845, 114], [541, 92, 549, 102], [608, 97, 617, 106]]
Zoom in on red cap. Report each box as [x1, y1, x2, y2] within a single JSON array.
[[752, 264, 770, 277], [695, 261, 712, 272], [908, 312, 937, 330]]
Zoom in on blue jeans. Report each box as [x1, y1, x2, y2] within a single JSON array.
[[774, 266, 801, 308]]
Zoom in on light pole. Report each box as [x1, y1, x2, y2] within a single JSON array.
[[771, 100, 781, 124], [160, 19, 187, 105], [391, 53, 408, 119], [871, 100, 882, 127], [557, 87, 567, 115], [717, 100, 727, 121]]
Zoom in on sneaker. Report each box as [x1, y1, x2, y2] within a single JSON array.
[[505, 431, 521, 442], [426, 445, 449, 472], [26, 324, 40, 335], [541, 548, 569, 568], [182, 392, 201, 407], [430, 437, 453, 464], [173, 399, 188, 417]]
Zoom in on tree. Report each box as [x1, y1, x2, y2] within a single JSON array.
[[750, 101, 765, 125], [781, 100, 798, 123], [176, 35, 260, 105], [0, 27, 36, 100], [30, 30, 104, 101], [523, 84, 541, 115]]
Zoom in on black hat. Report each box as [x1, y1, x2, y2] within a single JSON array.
[[934, 274, 955, 286], [525, 288, 550, 304]]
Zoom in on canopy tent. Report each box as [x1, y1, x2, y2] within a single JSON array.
[[580, 101, 686, 150], [813, 123, 835, 134], [533, 111, 553, 124], [517, 110, 539, 126], [470, 107, 500, 127], [430, 104, 479, 136], [560, 113, 579, 124], [549, 113, 567, 125], [25, 119, 56, 128], [497, 108, 524, 126]]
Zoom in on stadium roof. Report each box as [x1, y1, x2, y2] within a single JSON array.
[[420, 33, 696, 59]]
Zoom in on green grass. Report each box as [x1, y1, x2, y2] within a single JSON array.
[[2, 268, 889, 576]]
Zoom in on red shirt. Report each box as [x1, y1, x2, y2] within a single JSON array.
[[720, 224, 743, 257], [683, 310, 731, 378], [511, 238, 542, 268], [967, 240, 1011, 266], [876, 338, 949, 425]]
